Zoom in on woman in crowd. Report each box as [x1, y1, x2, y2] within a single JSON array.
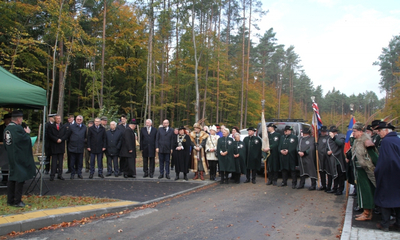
[[206, 125, 219, 180], [173, 126, 191, 180], [233, 132, 246, 183], [217, 128, 235, 184]]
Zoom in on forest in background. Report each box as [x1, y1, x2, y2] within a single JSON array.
[[1, 0, 397, 132]]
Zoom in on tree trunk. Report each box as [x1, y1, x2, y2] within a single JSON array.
[[100, 0, 106, 109], [244, 0, 251, 128], [240, 0, 245, 129], [192, 1, 200, 122]]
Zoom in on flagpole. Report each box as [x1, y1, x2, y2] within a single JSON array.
[[346, 103, 354, 198], [311, 96, 321, 189]]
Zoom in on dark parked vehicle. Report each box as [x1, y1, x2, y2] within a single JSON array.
[[256, 119, 311, 175]]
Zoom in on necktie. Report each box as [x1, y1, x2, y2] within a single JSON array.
[[147, 127, 150, 134], [57, 124, 59, 130]]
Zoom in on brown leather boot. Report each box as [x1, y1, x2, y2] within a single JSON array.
[[200, 171, 205, 180], [193, 172, 198, 180], [355, 211, 366, 218], [355, 209, 372, 221]]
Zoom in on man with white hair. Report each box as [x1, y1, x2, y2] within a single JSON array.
[[105, 121, 122, 177], [140, 119, 157, 178], [156, 119, 174, 179]]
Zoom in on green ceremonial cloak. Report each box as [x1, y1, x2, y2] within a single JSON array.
[[243, 135, 262, 171], [279, 134, 298, 171]]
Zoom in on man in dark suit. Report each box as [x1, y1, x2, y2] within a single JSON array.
[[119, 119, 137, 178], [44, 114, 56, 174], [117, 114, 129, 175], [140, 119, 157, 178], [105, 121, 122, 177], [65, 115, 75, 174], [156, 119, 174, 179], [67, 115, 86, 179], [87, 117, 106, 179], [48, 115, 68, 181]]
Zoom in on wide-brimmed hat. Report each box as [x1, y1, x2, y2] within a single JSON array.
[[247, 127, 256, 131], [374, 121, 395, 130], [178, 126, 186, 130], [284, 125, 293, 131], [329, 126, 338, 132], [267, 123, 277, 128], [11, 110, 23, 117], [366, 125, 373, 131], [302, 128, 311, 134], [371, 120, 381, 129], [320, 126, 328, 132]]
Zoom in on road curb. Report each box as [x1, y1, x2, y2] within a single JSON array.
[[340, 185, 354, 240]]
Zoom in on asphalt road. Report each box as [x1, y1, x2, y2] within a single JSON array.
[[12, 177, 346, 240]]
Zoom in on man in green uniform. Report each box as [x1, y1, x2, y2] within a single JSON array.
[[297, 128, 317, 190], [279, 125, 298, 188], [243, 127, 262, 184], [326, 126, 346, 195], [317, 126, 332, 191], [371, 120, 381, 150], [3, 110, 35, 207], [265, 123, 281, 186]]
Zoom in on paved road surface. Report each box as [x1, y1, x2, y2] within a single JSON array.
[[13, 177, 346, 240]]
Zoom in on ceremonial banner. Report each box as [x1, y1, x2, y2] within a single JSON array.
[[344, 117, 356, 154], [312, 102, 323, 135]]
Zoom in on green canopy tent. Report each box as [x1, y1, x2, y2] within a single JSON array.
[[0, 66, 48, 195]]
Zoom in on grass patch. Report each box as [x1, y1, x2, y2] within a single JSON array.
[[0, 195, 118, 216]]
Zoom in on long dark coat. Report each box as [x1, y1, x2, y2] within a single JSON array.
[[317, 135, 330, 173], [173, 134, 191, 173], [67, 123, 87, 153], [3, 122, 35, 182], [217, 136, 236, 172], [243, 136, 262, 171], [155, 127, 174, 153], [44, 121, 53, 156], [87, 125, 106, 154], [119, 128, 136, 158], [279, 133, 298, 171], [233, 140, 246, 174], [298, 135, 317, 178], [105, 129, 122, 156], [374, 131, 400, 208], [267, 131, 281, 172], [48, 123, 68, 154], [140, 126, 157, 158], [326, 133, 346, 179]]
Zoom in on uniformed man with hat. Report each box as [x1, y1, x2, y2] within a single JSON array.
[[44, 113, 56, 174], [243, 127, 262, 184], [279, 125, 298, 188], [3, 110, 35, 207], [326, 126, 346, 195], [297, 127, 317, 190], [119, 119, 138, 178], [101, 116, 110, 131], [371, 120, 381, 150], [265, 123, 281, 186], [0, 113, 12, 185], [317, 126, 332, 191]]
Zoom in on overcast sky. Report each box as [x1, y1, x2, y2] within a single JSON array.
[[258, 0, 400, 99]]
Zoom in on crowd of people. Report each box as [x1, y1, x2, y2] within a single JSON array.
[[1, 111, 399, 232]]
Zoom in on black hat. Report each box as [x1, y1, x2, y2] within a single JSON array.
[[320, 126, 328, 132], [100, 116, 108, 121], [374, 121, 395, 130], [267, 123, 277, 128], [11, 110, 23, 117], [371, 120, 381, 128], [48, 113, 56, 118], [247, 127, 256, 131], [329, 126, 338, 132], [88, 119, 94, 124], [366, 125, 373, 131], [302, 128, 311, 134], [129, 119, 138, 125], [3, 113, 11, 120], [284, 125, 293, 131], [178, 126, 186, 130]]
